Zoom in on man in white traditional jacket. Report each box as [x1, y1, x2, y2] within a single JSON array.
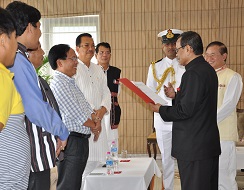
[[146, 29, 185, 190], [205, 41, 243, 190], [74, 33, 111, 188]]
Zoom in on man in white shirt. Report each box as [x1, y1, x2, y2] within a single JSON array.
[[205, 41, 243, 190], [74, 33, 111, 188], [146, 29, 185, 190]]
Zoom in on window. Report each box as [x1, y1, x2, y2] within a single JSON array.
[[40, 15, 99, 75]]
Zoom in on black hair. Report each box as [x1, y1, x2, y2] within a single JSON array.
[[48, 44, 71, 70], [6, 1, 41, 36], [205, 41, 228, 55], [95, 42, 111, 54], [179, 31, 203, 55], [75, 33, 92, 47], [0, 7, 16, 37]]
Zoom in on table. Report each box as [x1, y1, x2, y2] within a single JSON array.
[[83, 157, 162, 190], [236, 147, 244, 170]]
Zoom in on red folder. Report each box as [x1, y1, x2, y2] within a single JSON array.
[[119, 78, 155, 104]]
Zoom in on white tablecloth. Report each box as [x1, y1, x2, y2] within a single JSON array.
[[83, 157, 162, 190], [236, 147, 244, 170]]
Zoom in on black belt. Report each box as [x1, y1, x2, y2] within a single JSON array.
[[70, 132, 91, 139]]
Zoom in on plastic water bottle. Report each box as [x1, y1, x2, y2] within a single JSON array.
[[106, 151, 114, 175], [110, 141, 119, 171]]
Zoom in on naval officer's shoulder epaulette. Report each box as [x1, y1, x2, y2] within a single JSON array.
[[151, 58, 162, 65]]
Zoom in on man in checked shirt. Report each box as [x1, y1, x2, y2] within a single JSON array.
[[48, 44, 101, 190]]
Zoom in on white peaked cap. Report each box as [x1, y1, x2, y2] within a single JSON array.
[[157, 29, 183, 37]]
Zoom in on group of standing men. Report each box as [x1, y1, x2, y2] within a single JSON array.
[[48, 35, 121, 190], [147, 28, 242, 190], [0, 1, 121, 190], [0, 1, 242, 190]]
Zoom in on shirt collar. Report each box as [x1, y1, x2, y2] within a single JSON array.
[[185, 55, 204, 70], [215, 64, 227, 72], [17, 42, 29, 59], [54, 70, 76, 84], [100, 64, 109, 73], [78, 59, 93, 68], [165, 56, 178, 63], [0, 63, 14, 79]]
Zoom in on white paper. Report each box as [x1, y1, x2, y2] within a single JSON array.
[[132, 81, 168, 105]]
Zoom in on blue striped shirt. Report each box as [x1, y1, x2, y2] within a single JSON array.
[[50, 71, 92, 134]]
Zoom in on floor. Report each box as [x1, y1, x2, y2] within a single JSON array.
[[152, 157, 244, 190]]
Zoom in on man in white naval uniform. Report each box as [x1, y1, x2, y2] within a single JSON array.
[[146, 29, 185, 190], [74, 33, 111, 189], [205, 41, 243, 190]]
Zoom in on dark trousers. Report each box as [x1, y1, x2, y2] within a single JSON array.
[[177, 156, 219, 190], [57, 134, 89, 190], [28, 169, 50, 190]]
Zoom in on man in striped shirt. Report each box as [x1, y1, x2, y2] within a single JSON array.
[[48, 44, 101, 190], [27, 43, 60, 190]]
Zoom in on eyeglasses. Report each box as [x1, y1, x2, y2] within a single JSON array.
[[67, 57, 78, 61], [98, 51, 111, 55], [79, 44, 96, 49], [175, 46, 185, 53]]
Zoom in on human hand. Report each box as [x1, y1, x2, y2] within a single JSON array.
[[111, 124, 119, 129], [56, 138, 67, 157], [93, 120, 101, 133], [92, 120, 101, 141], [149, 103, 161, 113], [93, 133, 100, 142], [94, 107, 107, 120], [164, 82, 176, 98]]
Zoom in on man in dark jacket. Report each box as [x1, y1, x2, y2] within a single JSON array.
[[149, 31, 221, 190]]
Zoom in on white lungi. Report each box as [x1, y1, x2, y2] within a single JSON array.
[[104, 113, 119, 150], [219, 141, 238, 190]]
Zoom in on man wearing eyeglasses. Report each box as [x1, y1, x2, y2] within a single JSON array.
[[48, 44, 101, 190], [146, 29, 185, 190], [150, 31, 221, 190], [75, 33, 111, 188]]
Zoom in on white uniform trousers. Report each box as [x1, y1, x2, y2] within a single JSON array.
[[156, 130, 175, 190], [219, 141, 238, 190]]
